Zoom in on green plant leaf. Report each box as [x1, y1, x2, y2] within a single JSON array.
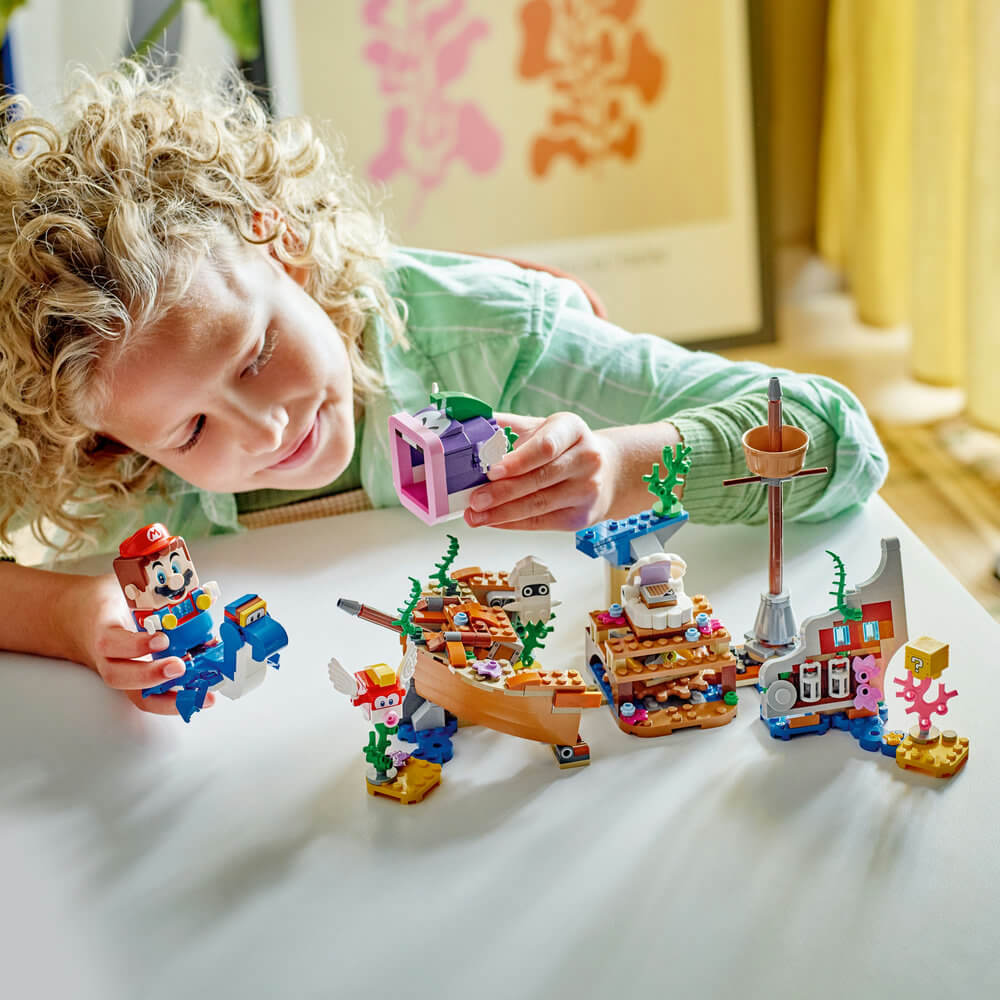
[[199, 0, 261, 62], [0, 0, 30, 46]]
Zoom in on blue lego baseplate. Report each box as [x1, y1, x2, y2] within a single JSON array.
[[575, 508, 689, 567], [396, 716, 459, 764], [764, 705, 903, 757]]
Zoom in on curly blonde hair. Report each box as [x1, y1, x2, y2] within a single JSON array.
[[0, 61, 404, 556]]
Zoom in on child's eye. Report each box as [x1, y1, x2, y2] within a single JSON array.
[[241, 328, 278, 378], [177, 415, 206, 454]]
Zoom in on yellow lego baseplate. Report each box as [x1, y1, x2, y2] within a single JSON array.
[[895, 730, 969, 779], [366, 758, 442, 804]]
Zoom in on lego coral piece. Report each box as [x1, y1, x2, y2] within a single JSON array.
[[430, 534, 461, 592], [893, 635, 967, 779], [851, 653, 882, 712], [642, 442, 692, 518]]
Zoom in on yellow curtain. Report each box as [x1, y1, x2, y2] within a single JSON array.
[[817, 0, 1000, 432]]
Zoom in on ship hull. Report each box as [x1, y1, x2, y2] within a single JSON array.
[[414, 650, 584, 746]]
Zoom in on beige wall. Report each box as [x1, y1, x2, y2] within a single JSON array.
[[763, 0, 828, 248]]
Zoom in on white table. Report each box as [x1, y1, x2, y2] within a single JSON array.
[[1, 498, 997, 1000]]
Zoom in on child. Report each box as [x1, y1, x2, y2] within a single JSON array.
[[0, 64, 888, 717]]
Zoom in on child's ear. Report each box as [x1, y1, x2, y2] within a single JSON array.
[[251, 208, 310, 288]]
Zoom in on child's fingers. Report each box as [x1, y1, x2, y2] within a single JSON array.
[[97, 624, 170, 662], [475, 506, 590, 533], [467, 478, 589, 528], [98, 653, 188, 691], [469, 450, 582, 517], [488, 413, 586, 481], [492, 412, 543, 438], [125, 689, 216, 716]]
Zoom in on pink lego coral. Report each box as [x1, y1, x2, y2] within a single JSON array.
[[852, 653, 883, 712], [894, 672, 958, 732]]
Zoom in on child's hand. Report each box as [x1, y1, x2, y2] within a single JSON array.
[[61, 574, 215, 716], [465, 412, 619, 531]]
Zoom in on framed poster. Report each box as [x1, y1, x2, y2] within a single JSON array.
[[293, 0, 771, 346]]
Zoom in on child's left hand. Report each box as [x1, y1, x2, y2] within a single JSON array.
[[465, 412, 619, 531]]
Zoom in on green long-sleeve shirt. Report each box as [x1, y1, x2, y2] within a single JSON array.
[[64, 247, 888, 554]]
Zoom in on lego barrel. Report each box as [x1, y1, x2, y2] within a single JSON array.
[[740, 425, 808, 479]]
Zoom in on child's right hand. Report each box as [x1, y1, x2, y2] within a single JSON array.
[[61, 573, 215, 716]]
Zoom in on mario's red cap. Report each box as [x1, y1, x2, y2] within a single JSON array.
[[118, 523, 179, 559]]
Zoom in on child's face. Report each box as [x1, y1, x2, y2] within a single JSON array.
[[93, 243, 356, 493]]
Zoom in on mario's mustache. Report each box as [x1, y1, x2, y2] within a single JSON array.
[[154, 567, 194, 599]]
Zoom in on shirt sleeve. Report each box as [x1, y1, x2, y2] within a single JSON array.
[[365, 249, 888, 524], [499, 269, 888, 525]]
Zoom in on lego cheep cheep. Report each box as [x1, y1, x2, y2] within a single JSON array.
[[388, 384, 514, 524]]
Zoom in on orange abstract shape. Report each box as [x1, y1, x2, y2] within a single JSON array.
[[516, 0, 667, 177], [601, 0, 638, 21], [519, 0, 558, 77], [612, 30, 665, 102]]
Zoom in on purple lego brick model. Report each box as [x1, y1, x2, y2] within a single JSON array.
[[389, 385, 514, 524]]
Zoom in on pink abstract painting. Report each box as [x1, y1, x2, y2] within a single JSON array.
[[363, 0, 503, 221]]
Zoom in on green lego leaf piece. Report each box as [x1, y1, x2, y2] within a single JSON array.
[[641, 442, 692, 518], [826, 550, 863, 621], [515, 614, 555, 668], [503, 426, 518, 450], [392, 576, 424, 637], [430, 534, 461, 591], [429, 389, 493, 422]]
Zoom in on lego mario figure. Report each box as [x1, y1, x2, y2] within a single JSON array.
[[113, 523, 220, 663]]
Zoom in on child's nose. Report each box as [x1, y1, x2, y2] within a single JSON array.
[[240, 408, 289, 456]]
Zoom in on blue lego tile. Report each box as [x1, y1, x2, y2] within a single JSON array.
[[767, 704, 900, 753], [575, 509, 689, 567], [764, 713, 833, 740]]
